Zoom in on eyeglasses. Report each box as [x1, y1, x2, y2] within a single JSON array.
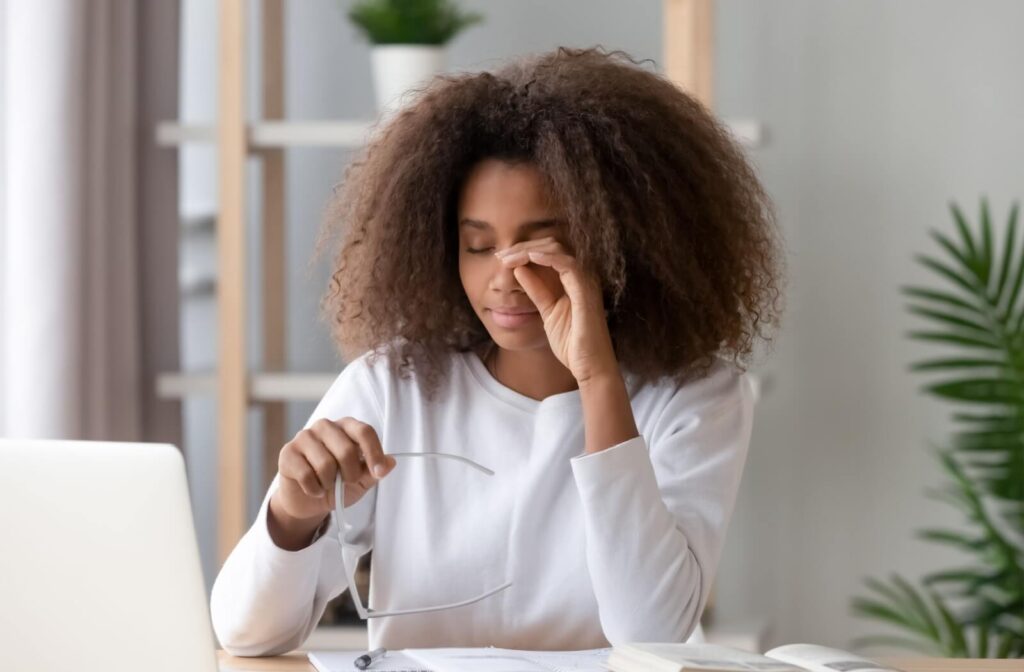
[[333, 452, 513, 618]]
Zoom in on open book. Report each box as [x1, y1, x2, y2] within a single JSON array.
[[607, 643, 903, 672], [308, 647, 612, 672], [309, 643, 901, 672]]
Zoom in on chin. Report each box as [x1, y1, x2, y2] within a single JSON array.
[[486, 331, 548, 353]]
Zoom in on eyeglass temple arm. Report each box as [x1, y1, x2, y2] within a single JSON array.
[[385, 451, 494, 476], [361, 580, 514, 618]]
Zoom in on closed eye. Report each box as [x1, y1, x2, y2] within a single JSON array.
[[465, 247, 493, 254]]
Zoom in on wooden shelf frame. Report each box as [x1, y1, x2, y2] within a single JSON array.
[[172, 0, 729, 565]]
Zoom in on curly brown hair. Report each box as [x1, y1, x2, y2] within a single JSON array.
[[315, 46, 786, 402]]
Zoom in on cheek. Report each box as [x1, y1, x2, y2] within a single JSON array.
[[458, 258, 486, 303]]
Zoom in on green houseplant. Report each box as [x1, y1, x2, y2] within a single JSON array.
[[851, 197, 1024, 658], [347, 0, 484, 116]]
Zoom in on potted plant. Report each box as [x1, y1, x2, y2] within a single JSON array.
[[851, 197, 1024, 657], [347, 0, 484, 117]]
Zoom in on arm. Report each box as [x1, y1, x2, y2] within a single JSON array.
[[580, 369, 640, 456], [208, 355, 384, 656], [570, 360, 755, 644], [209, 475, 375, 656]]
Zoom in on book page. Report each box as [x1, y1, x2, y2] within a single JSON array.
[[764, 644, 904, 672], [405, 647, 611, 672], [612, 644, 804, 671], [307, 650, 433, 672]]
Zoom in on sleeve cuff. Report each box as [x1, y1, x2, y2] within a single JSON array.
[[570, 434, 654, 492]]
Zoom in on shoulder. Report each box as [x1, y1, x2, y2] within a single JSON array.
[[630, 356, 756, 437], [330, 345, 469, 408], [307, 351, 390, 430]]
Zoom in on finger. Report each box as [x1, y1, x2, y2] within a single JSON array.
[[299, 432, 341, 496], [335, 434, 364, 485], [523, 251, 598, 309], [512, 264, 560, 316], [337, 417, 393, 479], [309, 418, 370, 498], [493, 235, 562, 258], [309, 417, 359, 479], [284, 433, 329, 498], [278, 442, 310, 485]]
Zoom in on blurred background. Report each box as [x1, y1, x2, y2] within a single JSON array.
[[1, 0, 1021, 658]]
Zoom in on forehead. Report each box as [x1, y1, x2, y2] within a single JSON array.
[[456, 159, 558, 223], [459, 218, 560, 235]]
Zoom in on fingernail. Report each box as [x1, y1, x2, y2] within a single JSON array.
[[374, 464, 386, 478]]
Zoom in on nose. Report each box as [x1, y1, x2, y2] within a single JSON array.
[[488, 256, 527, 294]]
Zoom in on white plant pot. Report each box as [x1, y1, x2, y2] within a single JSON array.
[[370, 44, 447, 119]]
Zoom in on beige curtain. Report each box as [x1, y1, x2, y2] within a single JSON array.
[[1, 0, 181, 444]]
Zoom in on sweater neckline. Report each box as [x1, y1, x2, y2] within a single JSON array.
[[460, 350, 582, 414]]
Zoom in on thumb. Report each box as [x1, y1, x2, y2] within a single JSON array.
[[513, 265, 557, 315]]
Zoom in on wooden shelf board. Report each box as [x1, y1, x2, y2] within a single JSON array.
[[156, 119, 763, 149], [156, 120, 376, 149], [156, 371, 336, 401], [157, 370, 769, 402]]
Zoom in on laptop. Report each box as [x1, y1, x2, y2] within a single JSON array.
[[0, 439, 220, 672]]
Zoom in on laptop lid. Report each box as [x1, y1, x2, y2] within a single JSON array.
[[0, 439, 219, 672]]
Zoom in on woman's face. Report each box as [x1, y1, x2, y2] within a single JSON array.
[[457, 158, 566, 351]]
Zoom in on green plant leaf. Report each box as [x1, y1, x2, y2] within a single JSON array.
[[851, 596, 929, 637], [994, 201, 1019, 312], [861, 577, 932, 634], [901, 286, 985, 315], [907, 331, 1002, 350], [953, 428, 1024, 452], [924, 378, 1022, 403], [910, 358, 1011, 373], [917, 531, 988, 552], [929, 229, 983, 286], [850, 634, 939, 655], [979, 196, 994, 289], [348, 0, 484, 45], [854, 199, 1024, 659], [891, 574, 943, 641], [915, 253, 983, 298], [995, 631, 1017, 658], [929, 588, 969, 656], [976, 622, 990, 657], [950, 411, 1022, 427], [906, 305, 992, 335], [950, 201, 980, 268], [995, 201, 1019, 319]]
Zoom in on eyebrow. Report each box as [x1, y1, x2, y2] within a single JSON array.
[[458, 218, 560, 233]]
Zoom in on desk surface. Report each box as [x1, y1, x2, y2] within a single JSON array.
[[216, 650, 1021, 671]]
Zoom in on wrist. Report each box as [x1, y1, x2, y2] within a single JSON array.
[[578, 367, 626, 393], [579, 368, 639, 455], [267, 494, 328, 551]]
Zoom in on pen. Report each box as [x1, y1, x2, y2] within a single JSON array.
[[354, 647, 387, 670]]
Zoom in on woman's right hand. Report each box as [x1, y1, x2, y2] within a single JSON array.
[[271, 416, 396, 523]]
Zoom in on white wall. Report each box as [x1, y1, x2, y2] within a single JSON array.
[[177, 0, 1024, 650], [0, 0, 7, 435], [711, 0, 1024, 649]]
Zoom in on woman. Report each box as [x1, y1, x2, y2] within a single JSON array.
[[210, 46, 785, 656]]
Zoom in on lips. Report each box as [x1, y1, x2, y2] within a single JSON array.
[[491, 307, 538, 315], [488, 307, 540, 329]]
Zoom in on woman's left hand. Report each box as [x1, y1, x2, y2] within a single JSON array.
[[495, 237, 618, 384]]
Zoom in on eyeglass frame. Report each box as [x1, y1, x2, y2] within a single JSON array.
[[333, 451, 514, 619]]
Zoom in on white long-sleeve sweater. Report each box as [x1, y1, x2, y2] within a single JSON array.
[[209, 348, 754, 656]]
